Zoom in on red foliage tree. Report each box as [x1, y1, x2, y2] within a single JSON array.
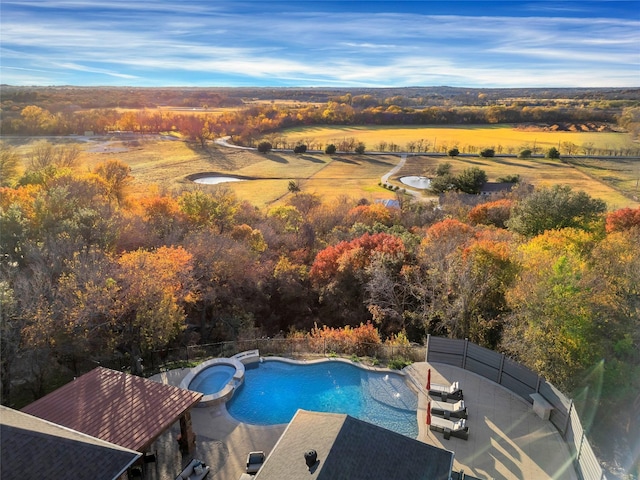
[[605, 206, 640, 233]]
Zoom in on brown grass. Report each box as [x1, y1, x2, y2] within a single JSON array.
[[7, 136, 638, 209]]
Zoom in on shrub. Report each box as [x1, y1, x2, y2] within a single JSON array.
[[257, 141, 272, 153], [293, 144, 307, 154], [448, 147, 459, 157], [518, 149, 532, 159], [479, 148, 495, 158], [325, 144, 336, 154], [355, 143, 366, 154], [546, 147, 560, 159], [388, 357, 412, 370]]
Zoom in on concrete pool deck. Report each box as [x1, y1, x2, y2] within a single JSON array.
[[147, 361, 578, 480]]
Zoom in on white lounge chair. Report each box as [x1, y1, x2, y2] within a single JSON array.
[[429, 380, 463, 401], [431, 399, 468, 419], [429, 416, 469, 440]]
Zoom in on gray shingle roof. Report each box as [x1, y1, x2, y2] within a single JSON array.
[[255, 410, 454, 480], [1, 405, 140, 480]]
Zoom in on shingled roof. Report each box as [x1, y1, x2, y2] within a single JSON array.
[[255, 410, 454, 480], [1, 406, 140, 480], [21, 366, 202, 452]]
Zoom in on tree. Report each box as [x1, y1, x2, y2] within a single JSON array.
[[454, 167, 487, 194], [502, 229, 601, 389], [114, 246, 194, 374], [0, 142, 21, 187], [507, 185, 606, 236], [479, 148, 495, 158], [257, 141, 272, 153], [546, 147, 561, 159], [179, 188, 238, 234], [293, 144, 307, 154], [324, 144, 336, 154], [605, 206, 640, 233], [447, 147, 459, 157], [468, 199, 513, 228], [94, 159, 132, 208]]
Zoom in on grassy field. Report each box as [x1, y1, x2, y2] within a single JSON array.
[[399, 155, 639, 209], [280, 124, 636, 154], [6, 135, 638, 209]]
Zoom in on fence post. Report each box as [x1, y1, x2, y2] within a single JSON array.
[[462, 338, 469, 370], [536, 375, 542, 393], [425, 334, 430, 362], [498, 353, 505, 384], [185, 345, 190, 361], [563, 399, 573, 438]]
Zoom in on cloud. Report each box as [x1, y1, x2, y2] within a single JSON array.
[[1, 2, 638, 87]]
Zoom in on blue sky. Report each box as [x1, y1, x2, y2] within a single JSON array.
[[1, 1, 639, 87]]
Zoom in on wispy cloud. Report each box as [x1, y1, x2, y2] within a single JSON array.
[[1, 1, 638, 87]]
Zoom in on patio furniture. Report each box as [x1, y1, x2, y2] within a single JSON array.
[[429, 380, 463, 401], [246, 451, 265, 475], [429, 416, 469, 440], [175, 458, 209, 480], [431, 399, 468, 419]]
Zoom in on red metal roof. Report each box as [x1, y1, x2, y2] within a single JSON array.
[[22, 367, 202, 452]]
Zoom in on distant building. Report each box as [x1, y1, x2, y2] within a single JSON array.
[[479, 182, 516, 196]]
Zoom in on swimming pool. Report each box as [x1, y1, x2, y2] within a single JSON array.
[[226, 359, 418, 438]]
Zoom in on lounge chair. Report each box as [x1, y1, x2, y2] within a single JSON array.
[[431, 399, 468, 419], [429, 416, 469, 440], [246, 451, 265, 475], [429, 380, 463, 401]]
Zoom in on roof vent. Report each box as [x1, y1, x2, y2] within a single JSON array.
[[304, 450, 318, 469]]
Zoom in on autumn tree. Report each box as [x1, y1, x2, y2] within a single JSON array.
[[507, 185, 606, 236], [114, 246, 194, 374], [502, 229, 600, 389], [310, 232, 406, 325], [94, 159, 132, 208], [605, 206, 640, 233], [468, 199, 513, 228], [179, 188, 238, 234], [0, 142, 21, 187]]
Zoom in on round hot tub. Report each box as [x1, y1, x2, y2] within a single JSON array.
[[180, 351, 260, 407]]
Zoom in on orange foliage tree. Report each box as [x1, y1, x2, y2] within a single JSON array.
[[467, 199, 513, 228], [605, 206, 640, 233], [308, 321, 381, 356]]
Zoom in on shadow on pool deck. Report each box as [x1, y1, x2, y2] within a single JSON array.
[[146, 363, 578, 480]]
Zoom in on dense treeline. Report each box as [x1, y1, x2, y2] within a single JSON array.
[[2, 101, 638, 152], [1, 143, 638, 417], [3, 86, 639, 110]]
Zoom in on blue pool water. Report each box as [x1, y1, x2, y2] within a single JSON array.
[[226, 360, 418, 438], [189, 365, 236, 394]]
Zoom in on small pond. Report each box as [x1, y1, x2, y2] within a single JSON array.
[[193, 176, 246, 185], [400, 176, 431, 189]]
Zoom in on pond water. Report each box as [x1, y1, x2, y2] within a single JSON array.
[[400, 176, 431, 189], [192, 176, 246, 185]]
